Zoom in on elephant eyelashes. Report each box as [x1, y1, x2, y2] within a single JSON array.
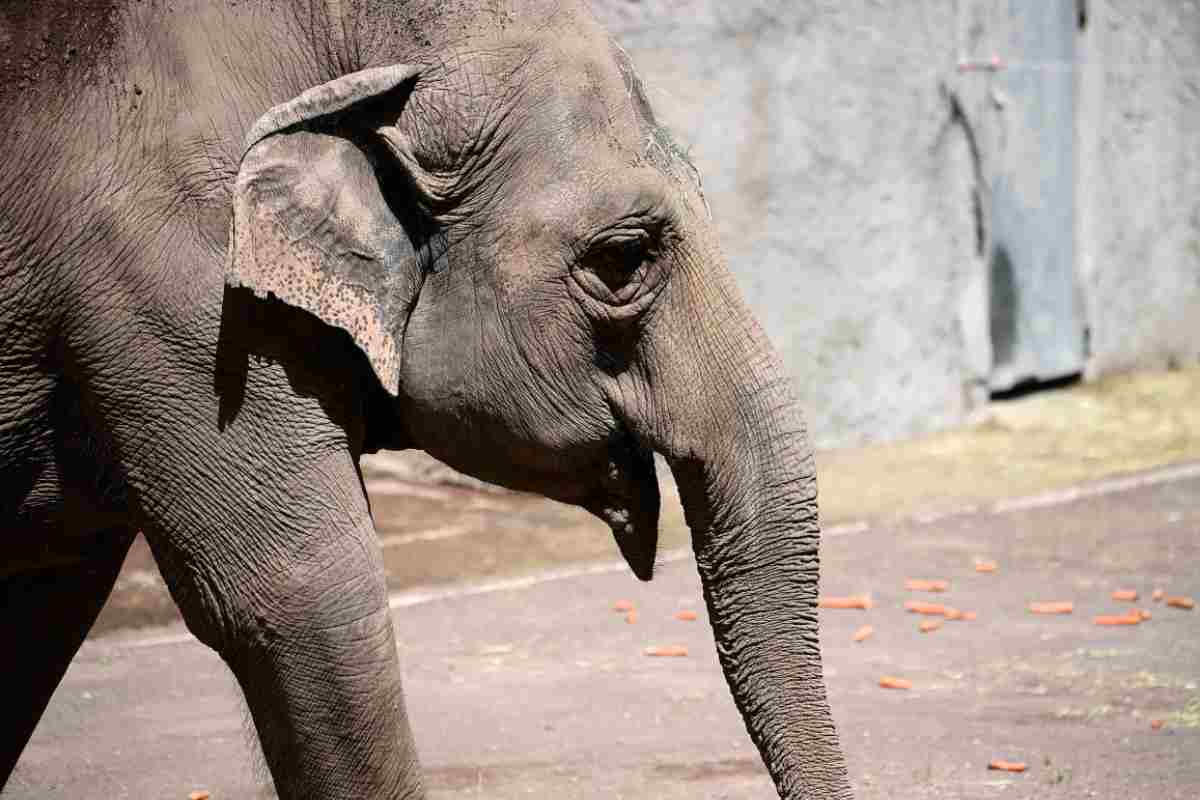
[[574, 230, 663, 308], [592, 237, 648, 291]]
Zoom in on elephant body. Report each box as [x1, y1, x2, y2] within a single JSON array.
[[0, 2, 850, 797]]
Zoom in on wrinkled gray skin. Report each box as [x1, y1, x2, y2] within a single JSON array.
[[0, 1, 850, 797]]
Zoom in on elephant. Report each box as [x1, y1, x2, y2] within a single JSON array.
[[0, 1, 851, 798]]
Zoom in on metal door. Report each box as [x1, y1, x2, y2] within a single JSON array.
[[985, 0, 1085, 392]]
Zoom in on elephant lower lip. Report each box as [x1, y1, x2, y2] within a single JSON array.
[[586, 429, 661, 581]]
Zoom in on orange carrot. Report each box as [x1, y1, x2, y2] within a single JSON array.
[[1094, 613, 1141, 626], [974, 560, 998, 573], [988, 760, 1027, 773], [1111, 589, 1138, 602], [904, 601, 947, 616], [625, 611, 638, 624], [613, 600, 635, 613], [962, 611, 978, 621], [943, 607, 963, 620], [1166, 595, 1195, 610], [1137, 609, 1152, 621], [853, 625, 874, 642], [1152, 588, 1165, 602], [644, 645, 689, 657], [819, 595, 873, 610], [1029, 601, 1074, 615], [673, 610, 698, 621], [919, 620, 942, 633], [1150, 719, 1165, 731], [878, 676, 912, 690], [905, 579, 949, 593]]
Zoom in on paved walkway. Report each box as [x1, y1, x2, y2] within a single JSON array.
[[12, 463, 1199, 799]]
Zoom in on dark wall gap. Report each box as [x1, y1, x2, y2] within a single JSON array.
[[990, 372, 1082, 401]]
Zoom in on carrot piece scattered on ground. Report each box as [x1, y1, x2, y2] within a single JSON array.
[[644, 645, 689, 657], [1165, 595, 1195, 610], [613, 600, 634, 613], [904, 601, 947, 616], [1111, 589, 1138, 602], [974, 560, 998, 573], [962, 611, 977, 621], [673, 610, 698, 621], [853, 625, 874, 642], [905, 579, 949, 592], [189, 792, 211, 800], [988, 760, 1027, 773], [919, 619, 942, 633], [625, 611, 638, 624], [1137, 609, 1152, 621], [1152, 588, 1165, 602], [1150, 719, 1165, 730], [878, 676, 912, 690], [819, 595, 873, 610], [943, 607, 963, 620], [1029, 601, 1074, 615], [1094, 613, 1141, 626]]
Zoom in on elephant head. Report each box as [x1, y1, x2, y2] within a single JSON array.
[[225, 19, 850, 800]]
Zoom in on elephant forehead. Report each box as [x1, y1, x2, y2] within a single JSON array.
[[404, 22, 707, 220], [534, 42, 648, 154], [515, 170, 674, 241], [422, 31, 646, 164], [514, 38, 705, 208]]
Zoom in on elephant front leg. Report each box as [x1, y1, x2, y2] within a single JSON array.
[[152, 518, 423, 798], [226, 549, 423, 799], [91, 279, 427, 797], [139, 454, 425, 800]]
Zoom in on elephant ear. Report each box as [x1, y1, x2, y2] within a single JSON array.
[[226, 64, 423, 395]]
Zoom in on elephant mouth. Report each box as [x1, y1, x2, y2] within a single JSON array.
[[581, 426, 661, 581]]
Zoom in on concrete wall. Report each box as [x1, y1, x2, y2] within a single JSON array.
[[960, 0, 1085, 393], [1077, 0, 1200, 375], [592, 0, 1200, 447]]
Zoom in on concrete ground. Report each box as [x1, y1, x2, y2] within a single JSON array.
[[9, 459, 1200, 798]]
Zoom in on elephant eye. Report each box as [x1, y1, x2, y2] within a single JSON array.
[[576, 232, 658, 307], [591, 238, 648, 291]]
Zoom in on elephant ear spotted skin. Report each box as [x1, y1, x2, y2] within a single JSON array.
[[226, 65, 423, 395]]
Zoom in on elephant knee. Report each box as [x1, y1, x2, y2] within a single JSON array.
[[197, 544, 389, 666]]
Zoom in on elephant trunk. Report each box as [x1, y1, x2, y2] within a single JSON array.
[[634, 265, 852, 798]]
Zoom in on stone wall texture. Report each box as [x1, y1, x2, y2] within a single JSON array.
[[1076, 0, 1200, 377]]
